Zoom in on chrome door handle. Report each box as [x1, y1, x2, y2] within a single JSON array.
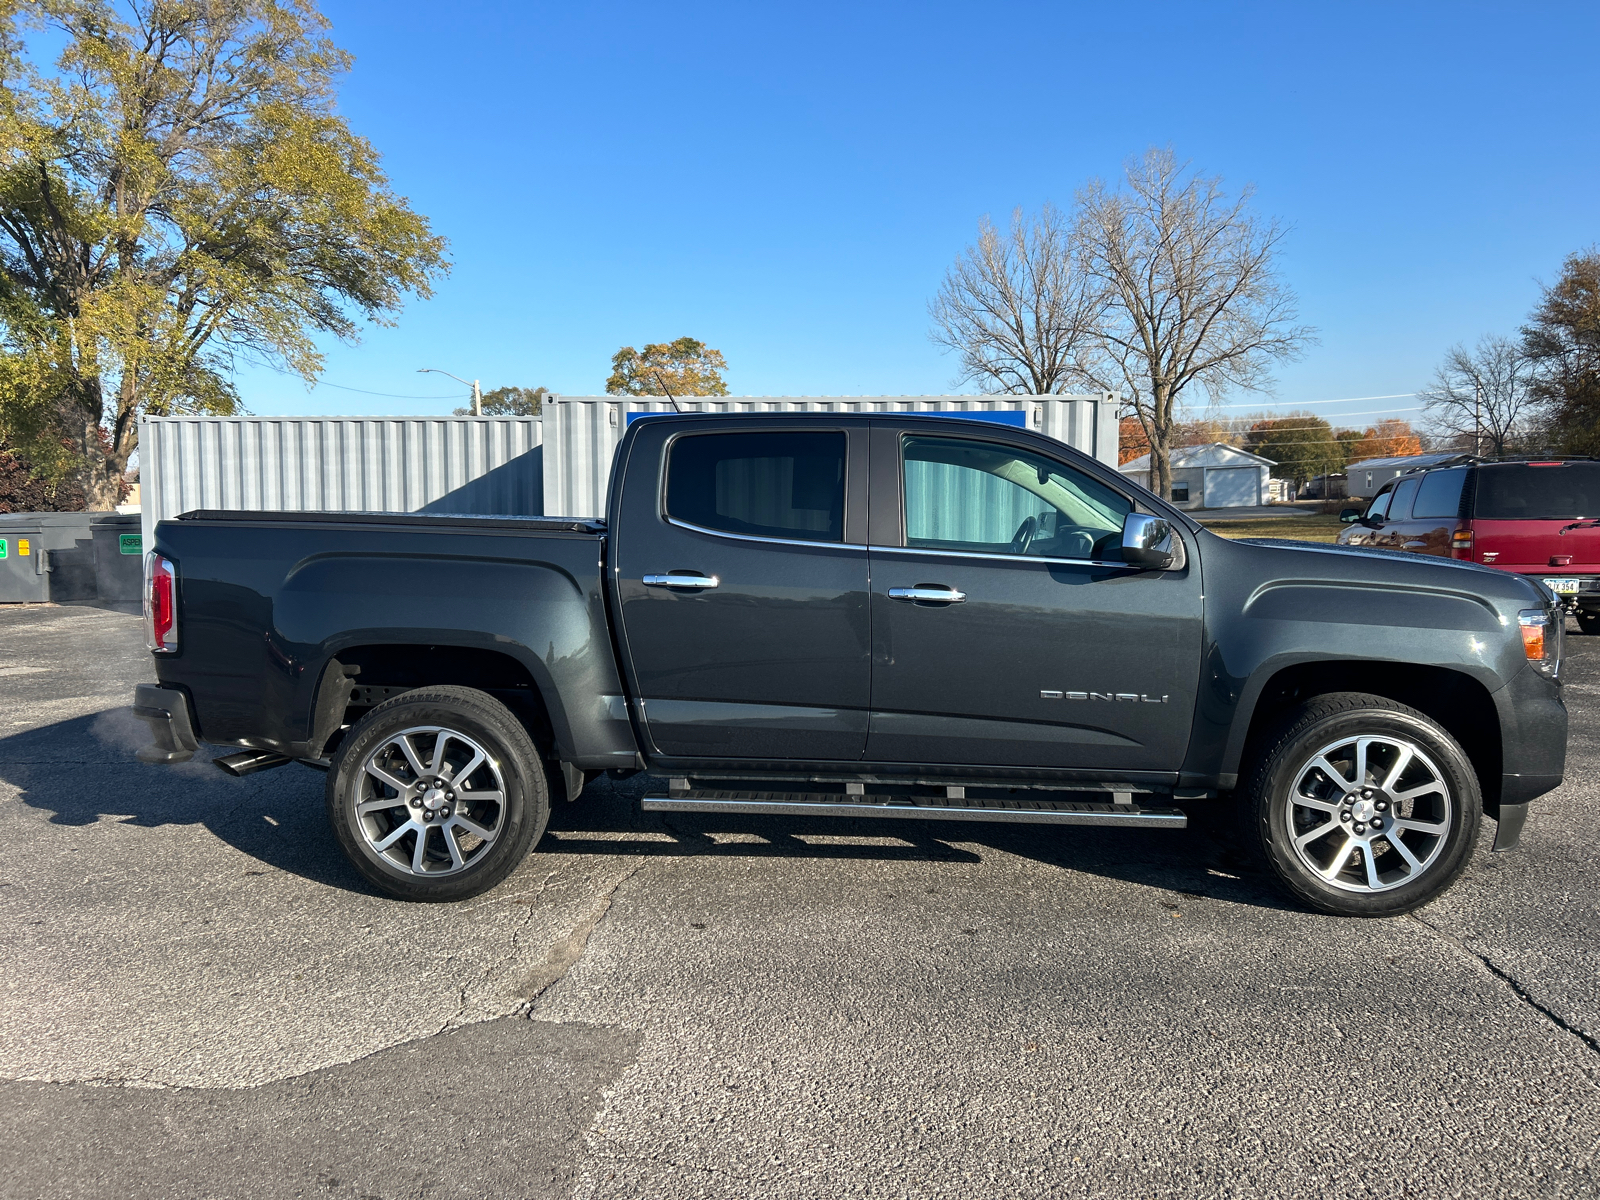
[[643, 572, 720, 589], [888, 585, 966, 603]]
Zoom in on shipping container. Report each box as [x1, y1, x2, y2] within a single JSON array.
[[139, 415, 544, 547], [541, 394, 1119, 519]]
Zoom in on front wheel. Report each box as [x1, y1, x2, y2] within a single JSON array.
[[1245, 692, 1480, 917], [326, 685, 549, 902]]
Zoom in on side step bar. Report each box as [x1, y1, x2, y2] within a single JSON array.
[[641, 789, 1187, 829]]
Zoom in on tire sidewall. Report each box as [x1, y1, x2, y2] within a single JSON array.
[[326, 689, 548, 901], [1254, 703, 1481, 917]]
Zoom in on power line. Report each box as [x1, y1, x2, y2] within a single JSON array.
[[305, 380, 463, 400], [1201, 392, 1418, 410]]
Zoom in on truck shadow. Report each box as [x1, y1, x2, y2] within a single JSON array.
[[1, 710, 1291, 911]]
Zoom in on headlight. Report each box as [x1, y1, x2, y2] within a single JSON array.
[[1519, 607, 1562, 679]]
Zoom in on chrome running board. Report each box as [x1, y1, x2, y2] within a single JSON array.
[[640, 789, 1187, 829]]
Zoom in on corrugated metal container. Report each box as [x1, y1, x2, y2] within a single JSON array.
[[542, 394, 1119, 519], [139, 415, 544, 547]]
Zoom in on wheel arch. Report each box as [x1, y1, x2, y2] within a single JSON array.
[[1227, 660, 1502, 810]]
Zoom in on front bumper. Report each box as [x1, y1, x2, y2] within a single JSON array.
[[131, 684, 200, 764]]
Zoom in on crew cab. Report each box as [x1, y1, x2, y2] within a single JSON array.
[[1338, 457, 1600, 632], [133, 414, 1568, 916]]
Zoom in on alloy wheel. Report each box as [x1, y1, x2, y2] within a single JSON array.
[[355, 725, 506, 876]]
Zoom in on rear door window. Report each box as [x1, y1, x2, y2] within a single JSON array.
[[1473, 463, 1600, 520], [1412, 468, 1468, 519], [665, 430, 847, 541], [1388, 477, 1421, 520]]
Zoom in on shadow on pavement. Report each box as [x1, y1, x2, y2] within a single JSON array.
[[2, 709, 1295, 911]]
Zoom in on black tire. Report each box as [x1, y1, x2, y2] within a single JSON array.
[[1576, 611, 1600, 636], [1244, 692, 1480, 917], [326, 685, 549, 902]]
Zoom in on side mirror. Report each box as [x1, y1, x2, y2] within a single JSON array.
[[1122, 512, 1174, 570], [1339, 508, 1362, 523]]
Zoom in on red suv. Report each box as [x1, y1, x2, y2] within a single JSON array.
[[1338, 457, 1600, 632]]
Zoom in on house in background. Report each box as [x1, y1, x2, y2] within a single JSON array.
[[1344, 452, 1470, 499], [1118, 443, 1276, 510]]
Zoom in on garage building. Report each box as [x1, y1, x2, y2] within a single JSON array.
[[1118, 443, 1276, 510]]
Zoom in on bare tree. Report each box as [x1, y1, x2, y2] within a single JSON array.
[[1075, 149, 1314, 499], [1419, 335, 1533, 457], [929, 204, 1102, 394]]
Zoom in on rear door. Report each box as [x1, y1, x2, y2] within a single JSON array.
[[1405, 467, 1469, 556], [863, 424, 1203, 772], [611, 419, 873, 763]]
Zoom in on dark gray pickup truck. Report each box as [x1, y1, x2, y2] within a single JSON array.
[[133, 413, 1568, 916]]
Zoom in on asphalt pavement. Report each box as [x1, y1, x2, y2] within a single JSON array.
[[2, 602, 1597, 1199]]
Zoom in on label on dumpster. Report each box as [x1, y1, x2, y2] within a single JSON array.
[[119, 533, 142, 556], [0, 540, 7, 559], [16, 539, 28, 556]]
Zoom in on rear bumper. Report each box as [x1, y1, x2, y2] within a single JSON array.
[[131, 684, 199, 764]]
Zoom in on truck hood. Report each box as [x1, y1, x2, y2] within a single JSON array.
[[1235, 537, 1552, 603]]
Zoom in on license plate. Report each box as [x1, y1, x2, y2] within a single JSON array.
[[1543, 577, 1581, 594]]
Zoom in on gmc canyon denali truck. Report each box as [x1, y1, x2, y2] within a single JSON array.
[[132, 413, 1568, 917]]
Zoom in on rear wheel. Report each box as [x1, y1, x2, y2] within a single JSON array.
[[327, 686, 549, 902], [1576, 611, 1600, 636], [1245, 692, 1480, 917]]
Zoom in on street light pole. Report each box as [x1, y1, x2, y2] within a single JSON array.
[[419, 368, 482, 416]]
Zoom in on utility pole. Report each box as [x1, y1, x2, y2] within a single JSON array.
[[1474, 382, 1482, 457], [419, 368, 482, 415]]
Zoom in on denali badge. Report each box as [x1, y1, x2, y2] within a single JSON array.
[[1041, 690, 1168, 703]]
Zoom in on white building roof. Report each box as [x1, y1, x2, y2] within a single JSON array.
[[1344, 452, 1461, 473], [1118, 442, 1276, 473]]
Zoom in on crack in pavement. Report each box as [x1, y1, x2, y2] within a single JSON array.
[[1410, 911, 1600, 1067], [515, 864, 644, 1009]]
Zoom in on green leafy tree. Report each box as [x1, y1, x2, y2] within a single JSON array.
[[1245, 415, 1343, 492], [605, 337, 728, 396], [0, 0, 448, 508], [1335, 428, 1363, 467], [454, 385, 547, 416], [1523, 249, 1600, 453]]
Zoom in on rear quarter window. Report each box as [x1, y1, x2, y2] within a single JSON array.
[[1412, 468, 1468, 519], [1473, 463, 1600, 520]]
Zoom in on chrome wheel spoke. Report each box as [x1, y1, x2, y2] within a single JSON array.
[[358, 796, 406, 816], [451, 813, 496, 841], [1394, 816, 1447, 835], [365, 762, 410, 794], [1360, 842, 1381, 889], [450, 748, 485, 784], [398, 735, 430, 780], [1319, 835, 1356, 881], [442, 824, 466, 871], [1309, 755, 1351, 788], [374, 820, 416, 852], [1388, 833, 1424, 873], [1354, 739, 1372, 786], [1382, 747, 1414, 790], [429, 730, 450, 776], [459, 789, 502, 807], [1294, 796, 1343, 815], [1394, 780, 1445, 802], [411, 824, 431, 872], [1294, 820, 1338, 848]]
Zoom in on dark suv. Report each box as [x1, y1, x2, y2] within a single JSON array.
[[1338, 457, 1600, 631]]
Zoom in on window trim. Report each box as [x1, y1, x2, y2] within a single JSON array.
[[894, 430, 1136, 558], [658, 426, 855, 547]]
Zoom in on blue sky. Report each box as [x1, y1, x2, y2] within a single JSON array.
[[233, 0, 1599, 432]]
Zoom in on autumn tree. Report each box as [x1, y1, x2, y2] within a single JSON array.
[[1075, 148, 1313, 499], [606, 337, 728, 396], [454, 385, 547, 416], [1523, 248, 1600, 453], [1351, 419, 1422, 461], [929, 204, 1101, 394], [0, 0, 448, 508], [1244, 415, 1342, 492], [1419, 335, 1533, 456], [1117, 416, 1149, 464]]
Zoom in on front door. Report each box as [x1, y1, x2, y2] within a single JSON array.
[[865, 427, 1203, 772], [612, 423, 872, 763]]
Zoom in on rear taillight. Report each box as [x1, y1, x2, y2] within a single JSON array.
[[145, 553, 178, 653], [1451, 526, 1473, 559]]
